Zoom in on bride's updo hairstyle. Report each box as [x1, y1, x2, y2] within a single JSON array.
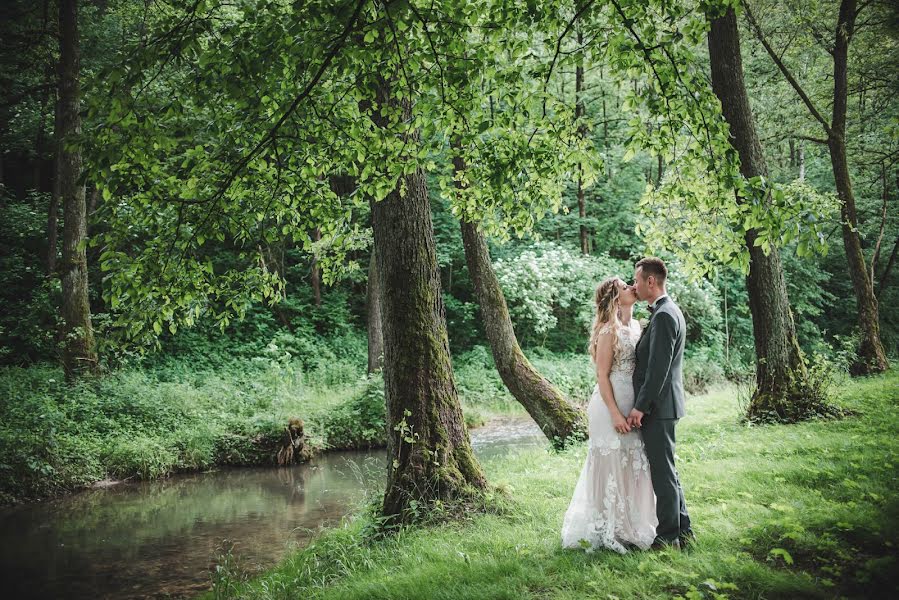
[[589, 277, 622, 364]]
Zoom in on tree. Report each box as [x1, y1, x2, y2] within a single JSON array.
[[371, 82, 487, 523], [454, 149, 586, 446], [58, 0, 97, 378], [707, 6, 820, 421], [744, 0, 889, 374], [575, 26, 590, 255]]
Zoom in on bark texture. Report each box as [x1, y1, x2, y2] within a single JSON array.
[[366, 251, 383, 374], [575, 28, 589, 255], [451, 149, 587, 446], [58, 0, 96, 379], [459, 217, 588, 445], [370, 82, 486, 525], [827, 0, 888, 375], [709, 8, 814, 420]]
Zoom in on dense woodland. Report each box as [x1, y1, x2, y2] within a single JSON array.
[[1, 0, 897, 527]]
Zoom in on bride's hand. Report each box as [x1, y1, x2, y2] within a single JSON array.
[[613, 413, 631, 434]]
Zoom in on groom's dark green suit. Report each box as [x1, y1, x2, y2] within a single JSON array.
[[632, 295, 692, 545]]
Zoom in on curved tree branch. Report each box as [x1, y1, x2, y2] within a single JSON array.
[[743, 1, 833, 137]]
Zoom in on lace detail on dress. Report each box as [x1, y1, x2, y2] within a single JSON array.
[[600, 320, 640, 379], [561, 318, 656, 554]]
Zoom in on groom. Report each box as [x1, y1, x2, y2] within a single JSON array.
[[628, 257, 693, 549]]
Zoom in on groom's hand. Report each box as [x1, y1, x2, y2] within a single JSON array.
[[627, 408, 644, 428]]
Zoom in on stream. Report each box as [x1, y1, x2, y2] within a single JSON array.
[[0, 415, 546, 599]]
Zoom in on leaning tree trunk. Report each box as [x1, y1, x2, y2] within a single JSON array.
[[58, 0, 97, 379], [452, 153, 586, 446], [366, 251, 383, 374], [828, 0, 888, 375], [370, 82, 486, 526], [709, 8, 814, 421]]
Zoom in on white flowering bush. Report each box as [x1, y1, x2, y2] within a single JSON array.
[[494, 244, 726, 356], [493, 242, 629, 349]]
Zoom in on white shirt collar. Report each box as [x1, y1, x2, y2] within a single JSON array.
[[650, 293, 669, 309]]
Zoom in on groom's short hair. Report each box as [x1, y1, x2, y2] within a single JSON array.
[[636, 257, 667, 282]]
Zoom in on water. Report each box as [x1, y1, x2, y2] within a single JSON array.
[[0, 416, 546, 599]]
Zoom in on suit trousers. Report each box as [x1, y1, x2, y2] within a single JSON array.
[[642, 416, 691, 542]]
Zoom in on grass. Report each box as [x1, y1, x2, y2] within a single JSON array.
[[0, 344, 587, 505], [0, 354, 377, 504], [203, 370, 899, 599]]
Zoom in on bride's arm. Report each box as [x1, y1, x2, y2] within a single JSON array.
[[594, 332, 632, 434]]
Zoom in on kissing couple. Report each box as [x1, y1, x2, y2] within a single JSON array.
[[561, 257, 694, 553]]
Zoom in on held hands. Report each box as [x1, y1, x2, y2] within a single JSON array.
[[627, 408, 644, 429], [612, 412, 632, 434]]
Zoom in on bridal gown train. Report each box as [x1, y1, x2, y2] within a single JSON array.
[[561, 320, 658, 553]]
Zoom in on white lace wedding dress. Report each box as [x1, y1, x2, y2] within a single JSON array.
[[561, 320, 658, 553]]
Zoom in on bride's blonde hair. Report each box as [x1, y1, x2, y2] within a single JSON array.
[[588, 277, 622, 364]]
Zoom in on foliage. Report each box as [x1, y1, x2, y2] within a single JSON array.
[[0, 191, 60, 363], [198, 370, 899, 600], [0, 332, 376, 504], [324, 374, 387, 450], [492, 242, 629, 350]]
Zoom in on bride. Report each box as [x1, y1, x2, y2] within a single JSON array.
[[561, 277, 657, 553]]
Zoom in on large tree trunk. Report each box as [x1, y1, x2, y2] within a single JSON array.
[[452, 152, 586, 446], [366, 251, 383, 374], [827, 0, 888, 375], [370, 81, 486, 525], [709, 8, 813, 421], [58, 0, 96, 379]]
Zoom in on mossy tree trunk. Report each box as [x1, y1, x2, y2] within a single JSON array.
[[708, 8, 813, 421], [371, 81, 487, 526], [452, 154, 586, 447], [827, 0, 888, 375], [366, 251, 383, 374], [58, 0, 97, 379]]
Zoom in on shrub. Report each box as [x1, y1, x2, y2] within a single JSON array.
[[683, 347, 726, 395], [323, 374, 387, 450]]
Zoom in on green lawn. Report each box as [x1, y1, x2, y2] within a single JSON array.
[[207, 370, 899, 599]]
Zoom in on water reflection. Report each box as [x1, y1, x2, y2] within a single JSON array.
[[0, 416, 546, 599]]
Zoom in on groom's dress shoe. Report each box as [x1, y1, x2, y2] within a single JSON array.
[[649, 538, 681, 551], [679, 529, 696, 547]]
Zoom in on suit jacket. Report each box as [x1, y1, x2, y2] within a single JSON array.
[[632, 295, 686, 419]]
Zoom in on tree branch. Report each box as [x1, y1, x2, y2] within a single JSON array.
[[743, 1, 833, 136], [793, 134, 829, 145], [160, 0, 367, 284]]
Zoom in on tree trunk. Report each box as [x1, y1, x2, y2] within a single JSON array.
[[709, 8, 814, 421], [877, 236, 899, 297], [47, 99, 61, 276], [366, 251, 383, 374], [452, 151, 586, 446], [58, 0, 97, 379], [310, 228, 322, 308], [798, 142, 805, 181], [827, 0, 888, 375], [459, 217, 587, 445], [575, 28, 589, 255], [370, 80, 486, 525]]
